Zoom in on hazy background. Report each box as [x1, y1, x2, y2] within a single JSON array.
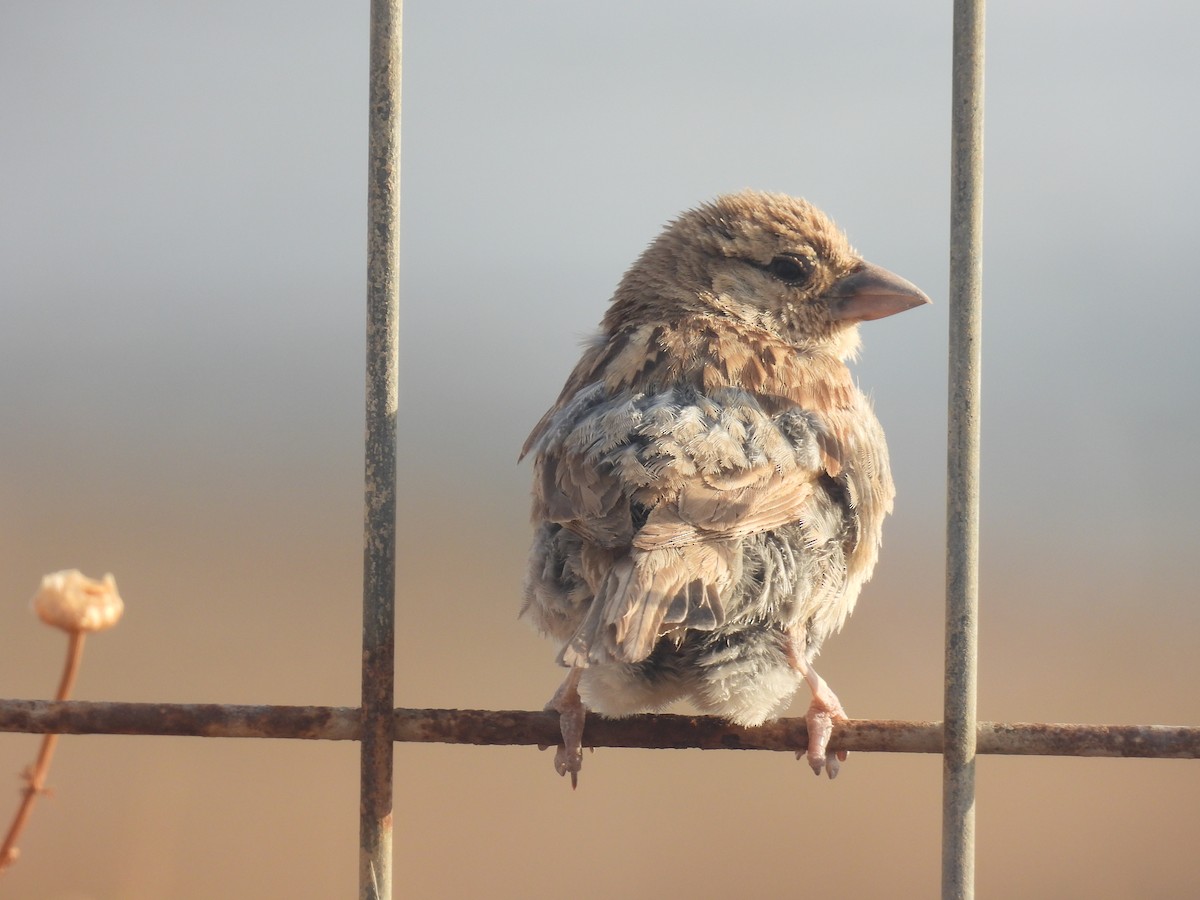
[[2, 1, 1198, 897]]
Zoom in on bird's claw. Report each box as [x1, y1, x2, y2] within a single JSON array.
[[553, 745, 582, 788]]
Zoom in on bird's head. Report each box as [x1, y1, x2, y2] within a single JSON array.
[[605, 190, 931, 358]]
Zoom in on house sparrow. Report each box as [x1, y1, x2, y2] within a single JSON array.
[[520, 190, 929, 783]]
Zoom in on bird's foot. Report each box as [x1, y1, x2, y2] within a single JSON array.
[[800, 692, 848, 778], [544, 668, 585, 788], [791, 656, 848, 778]]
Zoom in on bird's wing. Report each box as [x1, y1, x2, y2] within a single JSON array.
[[632, 466, 815, 551], [530, 381, 640, 548], [534, 383, 836, 666], [559, 465, 819, 666]]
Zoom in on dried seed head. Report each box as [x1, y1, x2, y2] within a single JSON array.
[[31, 570, 124, 633]]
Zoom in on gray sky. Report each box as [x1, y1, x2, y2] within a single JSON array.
[[4, 2, 1198, 551]]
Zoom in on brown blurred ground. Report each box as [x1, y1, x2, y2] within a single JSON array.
[[1, 471, 1198, 899]]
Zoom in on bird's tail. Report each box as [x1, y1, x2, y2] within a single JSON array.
[[557, 546, 729, 667]]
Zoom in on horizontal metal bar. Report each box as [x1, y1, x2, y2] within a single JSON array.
[[0, 700, 359, 740], [0, 701, 1196, 759]]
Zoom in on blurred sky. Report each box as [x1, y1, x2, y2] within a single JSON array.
[[1, 2, 1199, 898]]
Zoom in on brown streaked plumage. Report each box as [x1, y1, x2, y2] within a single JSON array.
[[521, 190, 930, 783]]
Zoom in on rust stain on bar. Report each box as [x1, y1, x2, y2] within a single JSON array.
[[977, 722, 1200, 759], [0, 700, 360, 740]]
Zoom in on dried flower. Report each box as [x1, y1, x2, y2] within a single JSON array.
[[3, 570, 124, 874], [31, 570, 124, 634]]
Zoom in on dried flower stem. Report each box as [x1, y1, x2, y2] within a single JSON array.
[[0, 631, 87, 874]]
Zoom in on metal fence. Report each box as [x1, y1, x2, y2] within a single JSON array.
[[1, 2, 1198, 899]]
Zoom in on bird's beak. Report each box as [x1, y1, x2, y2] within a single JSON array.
[[825, 262, 932, 322]]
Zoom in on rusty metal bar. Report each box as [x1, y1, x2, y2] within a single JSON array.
[[0, 701, 360, 740], [945, 0, 986, 897], [362, 1, 402, 898], [2, 701, 1198, 760]]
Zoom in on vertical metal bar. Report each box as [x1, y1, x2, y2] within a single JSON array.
[[944, 0, 985, 897], [361, 1, 402, 897]]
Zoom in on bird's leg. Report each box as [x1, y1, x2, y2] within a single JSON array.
[[544, 666, 585, 788], [787, 631, 848, 778], [799, 661, 848, 779]]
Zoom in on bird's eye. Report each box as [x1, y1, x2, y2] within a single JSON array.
[[765, 254, 814, 286]]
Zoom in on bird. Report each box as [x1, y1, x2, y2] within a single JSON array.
[[519, 190, 929, 784]]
